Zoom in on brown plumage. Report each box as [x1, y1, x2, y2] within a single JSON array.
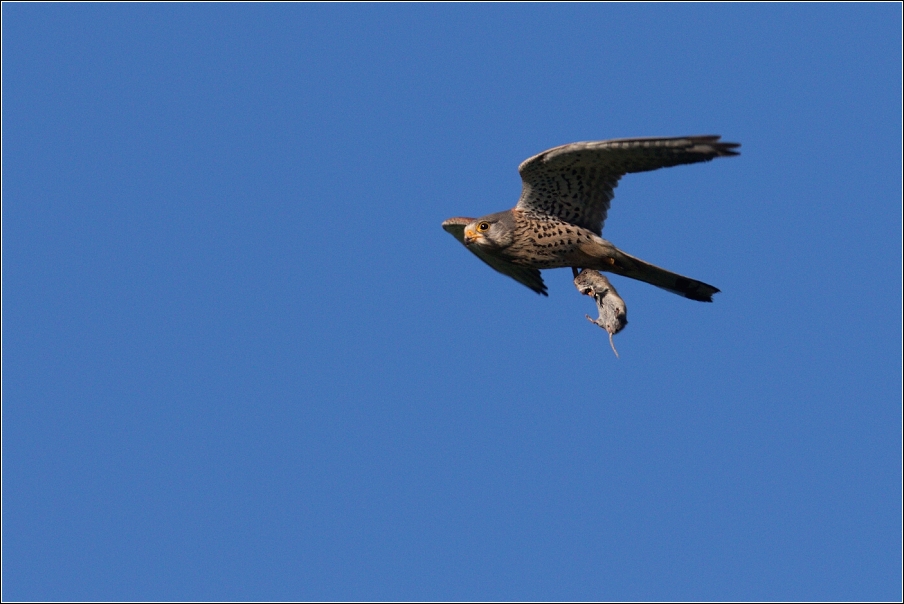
[[442, 135, 739, 301]]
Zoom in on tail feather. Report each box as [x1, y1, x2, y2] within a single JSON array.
[[607, 249, 720, 302]]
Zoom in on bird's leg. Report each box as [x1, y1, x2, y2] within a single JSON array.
[[571, 267, 582, 278]]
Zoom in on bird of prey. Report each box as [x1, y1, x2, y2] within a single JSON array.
[[442, 135, 739, 301]]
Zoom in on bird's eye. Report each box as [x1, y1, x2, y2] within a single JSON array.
[[477, 222, 490, 232]]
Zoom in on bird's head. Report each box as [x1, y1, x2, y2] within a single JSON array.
[[462, 211, 516, 251]]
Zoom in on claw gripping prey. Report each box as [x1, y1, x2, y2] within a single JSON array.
[[574, 269, 628, 358]]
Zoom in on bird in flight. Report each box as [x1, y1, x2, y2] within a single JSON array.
[[442, 135, 739, 301]]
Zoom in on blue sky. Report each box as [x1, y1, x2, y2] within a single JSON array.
[[3, 4, 901, 601]]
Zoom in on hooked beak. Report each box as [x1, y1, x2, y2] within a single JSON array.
[[463, 228, 478, 246]]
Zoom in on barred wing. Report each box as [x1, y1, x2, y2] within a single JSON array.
[[516, 135, 739, 235]]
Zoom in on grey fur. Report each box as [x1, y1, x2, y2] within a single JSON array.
[[574, 270, 627, 357]]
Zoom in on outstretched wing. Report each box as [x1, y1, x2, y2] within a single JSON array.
[[516, 135, 740, 235], [442, 217, 548, 296]]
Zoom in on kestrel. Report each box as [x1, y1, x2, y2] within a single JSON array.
[[442, 135, 739, 301]]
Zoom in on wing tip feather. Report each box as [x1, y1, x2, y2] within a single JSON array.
[[442, 216, 474, 229], [687, 135, 741, 157]]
